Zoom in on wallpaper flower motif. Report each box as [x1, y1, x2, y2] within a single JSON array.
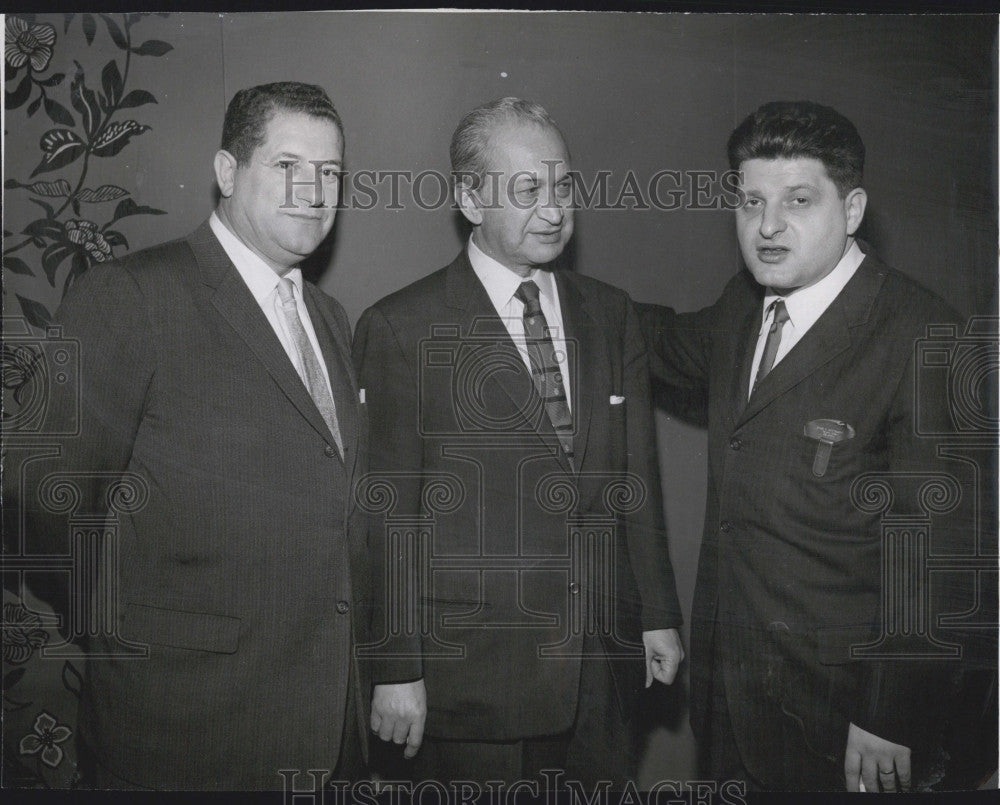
[[3, 12, 174, 788], [19, 712, 73, 769], [2, 602, 50, 666], [3, 12, 173, 330], [5, 17, 56, 72]]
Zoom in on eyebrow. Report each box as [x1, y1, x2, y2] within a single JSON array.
[[272, 152, 342, 167]]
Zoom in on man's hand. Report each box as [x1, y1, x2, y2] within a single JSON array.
[[643, 628, 684, 687], [844, 722, 912, 792], [371, 679, 427, 759]]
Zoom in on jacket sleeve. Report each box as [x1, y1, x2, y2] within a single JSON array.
[[352, 304, 425, 685], [623, 296, 683, 631], [850, 316, 973, 750], [11, 264, 154, 558]]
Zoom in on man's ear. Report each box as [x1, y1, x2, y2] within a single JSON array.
[[214, 150, 238, 198], [454, 180, 483, 226], [844, 187, 867, 236]]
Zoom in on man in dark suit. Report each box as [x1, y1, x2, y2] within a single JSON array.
[[11, 82, 370, 789], [641, 101, 968, 791], [352, 97, 684, 786]]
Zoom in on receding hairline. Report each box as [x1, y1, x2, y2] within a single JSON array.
[[477, 118, 571, 176]]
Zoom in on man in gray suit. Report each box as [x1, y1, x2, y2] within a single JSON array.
[[12, 82, 371, 789], [642, 101, 969, 792]]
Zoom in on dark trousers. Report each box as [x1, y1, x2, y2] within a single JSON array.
[[376, 636, 638, 788]]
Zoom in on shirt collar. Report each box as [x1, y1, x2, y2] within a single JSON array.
[[762, 239, 864, 331], [467, 236, 556, 312], [209, 211, 302, 303]]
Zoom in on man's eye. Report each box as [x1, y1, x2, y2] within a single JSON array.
[[743, 198, 762, 209], [321, 167, 340, 180], [555, 182, 573, 198], [791, 196, 810, 206], [278, 160, 296, 171]]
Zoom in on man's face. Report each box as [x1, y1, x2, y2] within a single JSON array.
[[217, 110, 343, 272], [735, 157, 866, 294], [467, 122, 574, 276]]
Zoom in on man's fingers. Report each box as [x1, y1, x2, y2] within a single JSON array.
[[878, 766, 897, 793], [404, 717, 425, 759], [861, 754, 879, 794], [370, 711, 382, 733], [391, 719, 409, 745], [844, 750, 862, 792], [377, 715, 396, 742], [896, 756, 912, 792], [655, 658, 679, 685]]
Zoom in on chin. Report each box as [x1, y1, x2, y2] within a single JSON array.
[[528, 245, 566, 266]]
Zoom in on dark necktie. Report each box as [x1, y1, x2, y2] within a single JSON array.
[[514, 280, 574, 464], [276, 277, 344, 458], [752, 298, 790, 393]]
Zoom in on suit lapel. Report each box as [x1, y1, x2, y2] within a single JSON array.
[[555, 272, 597, 473], [304, 286, 359, 476], [444, 252, 572, 473], [737, 256, 886, 425], [188, 222, 341, 449], [727, 297, 763, 430]]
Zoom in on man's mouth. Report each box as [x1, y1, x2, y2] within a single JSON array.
[[757, 245, 789, 262]]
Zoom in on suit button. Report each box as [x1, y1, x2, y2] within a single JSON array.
[[729, 437, 742, 450], [720, 521, 732, 534], [324, 445, 337, 458], [336, 600, 350, 614], [568, 582, 580, 595]]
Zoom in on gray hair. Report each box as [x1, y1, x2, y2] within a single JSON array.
[[450, 97, 563, 191]]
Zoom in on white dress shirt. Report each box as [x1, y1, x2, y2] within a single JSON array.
[[467, 236, 572, 412], [749, 239, 865, 398], [209, 212, 333, 394]]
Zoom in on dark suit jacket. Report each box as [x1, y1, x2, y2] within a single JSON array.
[[641, 249, 968, 786], [352, 251, 682, 740], [16, 222, 372, 789]]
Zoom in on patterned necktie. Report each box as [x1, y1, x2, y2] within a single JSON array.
[[514, 280, 574, 465], [276, 277, 344, 458], [752, 298, 790, 393]]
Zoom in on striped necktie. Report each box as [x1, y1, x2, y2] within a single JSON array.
[[752, 298, 790, 393], [276, 277, 344, 458], [515, 280, 574, 465]]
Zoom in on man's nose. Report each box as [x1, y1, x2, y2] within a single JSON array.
[[759, 204, 786, 238], [295, 169, 327, 208], [536, 193, 565, 225]]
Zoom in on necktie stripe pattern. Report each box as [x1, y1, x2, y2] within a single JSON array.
[[752, 298, 790, 393], [276, 277, 345, 458], [514, 280, 574, 464]]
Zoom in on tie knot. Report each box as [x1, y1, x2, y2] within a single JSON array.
[[514, 280, 541, 307], [277, 276, 296, 307], [770, 299, 790, 326]]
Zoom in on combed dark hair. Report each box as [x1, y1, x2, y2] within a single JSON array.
[[727, 101, 864, 196], [220, 82, 343, 165], [450, 97, 562, 191]]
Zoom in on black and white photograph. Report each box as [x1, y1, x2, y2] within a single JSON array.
[[2, 8, 997, 799]]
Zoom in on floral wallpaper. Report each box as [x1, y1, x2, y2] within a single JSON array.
[[3, 12, 173, 788]]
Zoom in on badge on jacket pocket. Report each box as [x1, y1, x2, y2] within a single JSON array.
[[803, 419, 855, 477]]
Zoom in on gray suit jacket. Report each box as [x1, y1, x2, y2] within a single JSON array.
[[353, 251, 682, 740], [17, 221, 372, 789], [642, 249, 970, 786]]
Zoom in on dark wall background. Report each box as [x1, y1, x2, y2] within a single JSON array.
[[4, 11, 996, 786]]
